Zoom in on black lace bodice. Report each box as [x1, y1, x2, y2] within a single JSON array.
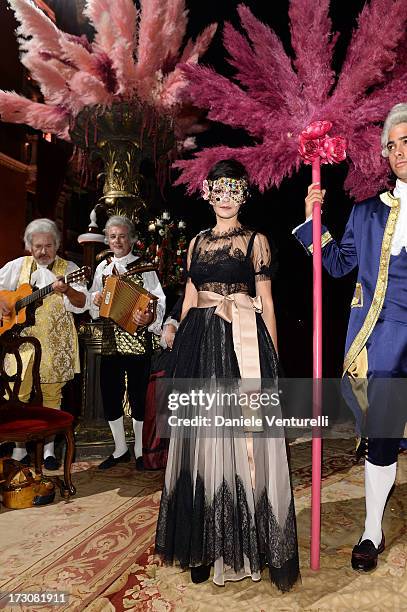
[[188, 227, 272, 296]]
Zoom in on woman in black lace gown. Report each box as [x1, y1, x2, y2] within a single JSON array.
[[155, 160, 300, 591]]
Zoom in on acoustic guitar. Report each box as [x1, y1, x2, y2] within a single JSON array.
[[0, 266, 90, 336]]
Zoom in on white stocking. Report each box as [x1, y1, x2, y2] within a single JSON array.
[[12, 443, 27, 461], [361, 460, 397, 547], [132, 418, 143, 459], [108, 416, 128, 458], [44, 439, 55, 459]]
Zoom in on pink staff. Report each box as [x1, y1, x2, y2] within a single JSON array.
[[299, 122, 347, 570]]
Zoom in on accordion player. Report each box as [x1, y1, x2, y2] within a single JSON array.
[[88, 216, 166, 472], [100, 272, 158, 335]]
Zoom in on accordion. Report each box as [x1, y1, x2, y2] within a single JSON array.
[[99, 276, 158, 334]]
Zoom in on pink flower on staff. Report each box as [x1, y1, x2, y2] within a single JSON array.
[[300, 120, 332, 140], [323, 136, 347, 164], [298, 126, 347, 166], [298, 136, 322, 164]]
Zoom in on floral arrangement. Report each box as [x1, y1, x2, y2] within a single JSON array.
[[175, 1, 407, 200], [135, 213, 187, 287], [298, 120, 347, 165], [0, 0, 217, 149]]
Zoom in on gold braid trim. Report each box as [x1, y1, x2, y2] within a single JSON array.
[[343, 191, 400, 375], [308, 231, 333, 254]]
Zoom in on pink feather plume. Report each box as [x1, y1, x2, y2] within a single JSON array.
[[69, 72, 113, 108]]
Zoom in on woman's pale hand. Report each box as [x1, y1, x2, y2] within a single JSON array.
[[305, 183, 326, 219], [161, 323, 177, 349]]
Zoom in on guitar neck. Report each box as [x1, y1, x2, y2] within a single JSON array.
[[16, 274, 68, 312]]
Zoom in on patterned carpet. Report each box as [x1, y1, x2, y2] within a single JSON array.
[[0, 461, 163, 611], [0, 441, 405, 611], [96, 450, 407, 612]]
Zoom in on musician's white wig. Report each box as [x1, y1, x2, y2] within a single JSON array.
[[24, 218, 61, 250], [104, 215, 136, 244], [381, 102, 407, 157]]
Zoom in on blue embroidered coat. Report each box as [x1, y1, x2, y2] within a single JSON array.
[[293, 191, 401, 374]]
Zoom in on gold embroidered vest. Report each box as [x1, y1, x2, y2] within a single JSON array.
[[101, 270, 160, 356], [18, 256, 80, 383]]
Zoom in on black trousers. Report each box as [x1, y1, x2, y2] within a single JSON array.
[[100, 354, 151, 422]]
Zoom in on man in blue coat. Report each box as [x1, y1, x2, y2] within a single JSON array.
[[294, 103, 407, 572]]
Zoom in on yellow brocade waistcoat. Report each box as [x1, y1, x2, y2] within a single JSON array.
[[18, 256, 80, 383]]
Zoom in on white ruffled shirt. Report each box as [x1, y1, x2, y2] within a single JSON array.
[[30, 264, 59, 288], [88, 252, 165, 335], [391, 179, 407, 256]]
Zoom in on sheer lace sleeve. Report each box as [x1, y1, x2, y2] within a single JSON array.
[[186, 235, 198, 276], [252, 233, 273, 282]]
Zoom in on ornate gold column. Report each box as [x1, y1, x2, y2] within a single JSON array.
[[71, 100, 175, 456], [70, 99, 174, 222]]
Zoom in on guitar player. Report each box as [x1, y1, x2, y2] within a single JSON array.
[[88, 215, 165, 471], [0, 218, 87, 470]]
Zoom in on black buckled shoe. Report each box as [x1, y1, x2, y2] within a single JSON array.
[[190, 565, 211, 584], [43, 456, 61, 471], [351, 533, 385, 572], [98, 450, 131, 470], [19, 454, 31, 467], [135, 456, 144, 471]]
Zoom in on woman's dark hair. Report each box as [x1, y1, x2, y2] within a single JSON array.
[[207, 159, 248, 182]]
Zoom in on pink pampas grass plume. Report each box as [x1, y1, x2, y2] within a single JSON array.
[[1, 0, 217, 149], [9, 0, 62, 55], [0, 91, 69, 138], [289, 0, 337, 105], [161, 0, 188, 65], [23, 57, 67, 100], [160, 23, 217, 106], [110, 0, 138, 44], [180, 23, 218, 63], [83, 0, 116, 56], [69, 72, 113, 108], [136, 0, 168, 82], [176, 1, 407, 201], [181, 63, 268, 139], [333, 0, 406, 106]]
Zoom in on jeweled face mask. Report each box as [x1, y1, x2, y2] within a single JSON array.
[[207, 177, 248, 206]]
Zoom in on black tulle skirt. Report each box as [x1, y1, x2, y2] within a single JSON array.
[[155, 306, 300, 590]]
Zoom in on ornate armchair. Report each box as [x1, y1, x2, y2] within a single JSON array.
[[0, 333, 76, 498]]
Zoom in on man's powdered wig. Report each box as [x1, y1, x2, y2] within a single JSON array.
[[24, 218, 61, 250], [104, 216, 136, 244], [381, 103, 407, 157]]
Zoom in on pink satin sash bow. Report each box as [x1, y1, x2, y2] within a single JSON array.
[[197, 291, 263, 379]]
